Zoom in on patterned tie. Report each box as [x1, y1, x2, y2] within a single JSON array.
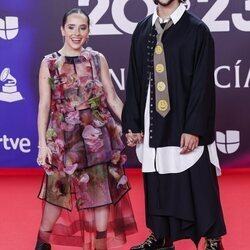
[[154, 17, 173, 117]]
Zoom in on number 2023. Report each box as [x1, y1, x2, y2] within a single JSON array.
[[78, 0, 250, 34]]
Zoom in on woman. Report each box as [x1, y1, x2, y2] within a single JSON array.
[[36, 8, 137, 250]]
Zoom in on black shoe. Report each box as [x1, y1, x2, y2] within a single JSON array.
[[35, 239, 51, 250], [130, 233, 174, 250], [204, 237, 224, 250]]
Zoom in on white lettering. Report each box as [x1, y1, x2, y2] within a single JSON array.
[[79, 0, 121, 35], [109, 68, 125, 91], [202, 0, 230, 32], [232, 0, 250, 32], [184, 0, 191, 10], [112, 0, 155, 34], [78, 0, 250, 35], [244, 69, 250, 88], [234, 60, 241, 88], [78, 0, 155, 35], [19, 138, 31, 153], [214, 66, 231, 88], [215, 61, 250, 88], [3, 135, 11, 150], [9, 137, 19, 150], [0, 135, 31, 153]]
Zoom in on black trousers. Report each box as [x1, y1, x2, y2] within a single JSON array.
[[143, 148, 226, 245]]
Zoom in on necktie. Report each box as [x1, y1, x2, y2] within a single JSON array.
[[154, 17, 173, 117]]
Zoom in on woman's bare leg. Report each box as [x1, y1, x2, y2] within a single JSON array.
[[38, 202, 61, 242], [94, 206, 109, 250]]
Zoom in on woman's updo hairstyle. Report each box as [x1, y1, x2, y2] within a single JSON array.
[[62, 8, 90, 27]]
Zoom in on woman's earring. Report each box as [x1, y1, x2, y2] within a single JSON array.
[[62, 36, 65, 44]]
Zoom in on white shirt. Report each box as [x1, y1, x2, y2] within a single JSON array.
[[136, 3, 221, 176]]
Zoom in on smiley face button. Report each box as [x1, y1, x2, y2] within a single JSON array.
[[155, 45, 163, 55], [158, 100, 168, 111], [157, 81, 166, 92], [155, 64, 165, 73]]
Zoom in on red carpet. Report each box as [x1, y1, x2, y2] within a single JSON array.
[[0, 168, 249, 250]]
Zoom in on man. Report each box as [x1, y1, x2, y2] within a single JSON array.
[[122, 0, 226, 249]]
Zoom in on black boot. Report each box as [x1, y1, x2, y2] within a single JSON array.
[[35, 239, 51, 250], [204, 237, 224, 250], [130, 232, 174, 250]]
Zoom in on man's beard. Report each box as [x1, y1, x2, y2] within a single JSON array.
[[154, 0, 175, 7]]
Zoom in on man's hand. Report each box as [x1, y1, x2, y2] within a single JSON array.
[[125, 129, 144, 147], [180, 133, 199, 154]]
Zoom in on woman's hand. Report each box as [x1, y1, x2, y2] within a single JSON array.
[[37, 146, 52, 166], [125, 129, 144, 147]]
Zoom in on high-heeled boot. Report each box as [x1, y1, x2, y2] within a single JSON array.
[[94, 230, 107, 250], [204, 237, 224, 250], [35, 239, 51, 250], [130, 232, 175, 250]]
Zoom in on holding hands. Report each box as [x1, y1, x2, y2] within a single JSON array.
[[125, 129, 144, 147], [125, 131, 199, 153]]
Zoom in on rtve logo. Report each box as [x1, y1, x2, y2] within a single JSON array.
[[0, 16, 19, 40], [216, 130, 240, 154], [0, 134, 31, 153]]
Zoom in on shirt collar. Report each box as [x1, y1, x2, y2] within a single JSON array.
[[152, 2, 186, 26]]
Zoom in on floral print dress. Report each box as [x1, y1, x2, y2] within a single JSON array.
[[38, 48, 137, 249]]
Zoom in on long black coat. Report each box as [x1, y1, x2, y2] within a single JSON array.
[[122, 11, 216, 147]]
